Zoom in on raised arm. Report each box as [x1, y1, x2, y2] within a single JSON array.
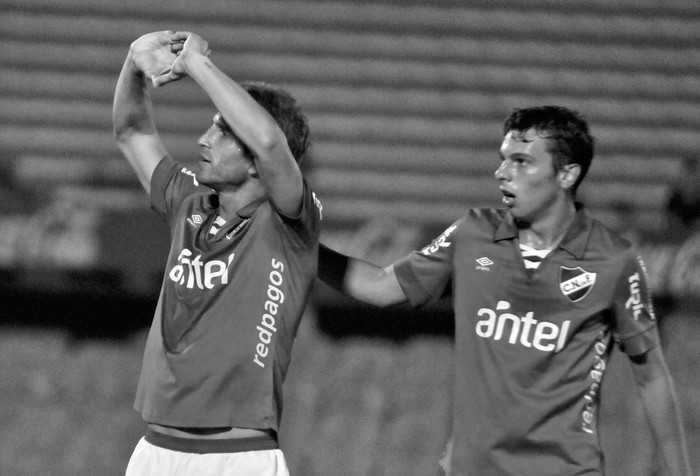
[[629, 344, 692, 476], [163, 31, 303, 216], [113, 31, 179, 193], [318, 244, 408, 307]]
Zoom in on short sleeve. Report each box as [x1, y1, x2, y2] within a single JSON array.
[[150, 156, 208, 223], [612, 251, 659, 356], [273, 181, 322, 246], [394, 221, 459, 306]]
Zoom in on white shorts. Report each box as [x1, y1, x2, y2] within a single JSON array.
[[125, 431, 290, 476]]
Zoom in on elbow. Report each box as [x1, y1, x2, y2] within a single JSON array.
[[113, 111, 135, 142], [113, 124, 135, 145], [252, 123, 288, 155], [113, 124, 126, 142]]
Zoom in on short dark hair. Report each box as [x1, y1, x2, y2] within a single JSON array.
[[242, 81, 310, 164], [503, 106, 594, 193]]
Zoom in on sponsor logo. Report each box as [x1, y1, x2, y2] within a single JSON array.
[[187, 214, 204, 228], [560, 266, 596, 302], [625, 271, 654, 321], [168, 249, 235, 289], [253, 258, 286, 368], [581, 335, 608, 434], [475, 257, 493, 271], [180, 167, 199, 186], [421, 224, 457, 255], [476, 300, 570, 352]]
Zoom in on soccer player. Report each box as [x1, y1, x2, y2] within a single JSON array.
[[318, 106, 691, 475], [113, 30, 321, 475]]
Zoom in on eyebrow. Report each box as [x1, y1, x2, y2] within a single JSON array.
[[213, 113, 232, 132]]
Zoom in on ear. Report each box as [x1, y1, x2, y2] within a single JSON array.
[[558, 163, 581, 191]]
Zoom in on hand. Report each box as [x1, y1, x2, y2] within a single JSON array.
[[152, 31, 211, 88], [129, 30, 179, 86]]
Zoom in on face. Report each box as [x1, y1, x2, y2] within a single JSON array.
[[495, 128, 569, 224], [196, 113, 254, 189]]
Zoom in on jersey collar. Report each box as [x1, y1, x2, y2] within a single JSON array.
[[494, 203, 593, 259], [205, 194, 267, 218], [235, 196, 267, 218]]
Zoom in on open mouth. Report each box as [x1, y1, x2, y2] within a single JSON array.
[[500, 187, 515, 199], [500, 188, 515, 205]]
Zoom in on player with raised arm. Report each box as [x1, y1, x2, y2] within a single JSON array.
[[318, 106, 691, 476], [113, 30, 321, 476]]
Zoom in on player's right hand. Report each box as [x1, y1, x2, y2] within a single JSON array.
[[151, 31, 211, 88], [129, 30, 179, 86]]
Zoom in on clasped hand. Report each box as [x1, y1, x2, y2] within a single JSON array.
[[130, 30, 210, 87]]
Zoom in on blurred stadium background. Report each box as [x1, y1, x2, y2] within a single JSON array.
[[1, 0, 700, 474]]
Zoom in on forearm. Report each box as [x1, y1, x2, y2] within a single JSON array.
[[113, 52, 158, 141], [633, 349, 692, 476], [181, 52, 285, 156], [112, 47, 169, 192], [638, 376, 691, 476], [317, 244, 407, 307]]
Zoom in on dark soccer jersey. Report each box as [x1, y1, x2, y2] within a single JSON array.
[[394, 206, 658, 476], [134, 156, 321, 431]]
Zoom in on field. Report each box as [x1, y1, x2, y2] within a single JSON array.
[[1, 303, 698, 476]]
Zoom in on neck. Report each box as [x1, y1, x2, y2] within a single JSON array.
[[517, 200, 577, 250]]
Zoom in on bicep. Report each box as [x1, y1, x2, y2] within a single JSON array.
[[116, 133, 168, 194], [254, 145, 304, 217]]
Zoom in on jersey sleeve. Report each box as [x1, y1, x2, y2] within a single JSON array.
[[611, 251, 659, 356], [150, 156, 208, 224], [394, 220, 460, 306], [272, 180, 322, 247]]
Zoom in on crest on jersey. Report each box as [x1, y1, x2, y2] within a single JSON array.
[[559, 266, 596, 302]]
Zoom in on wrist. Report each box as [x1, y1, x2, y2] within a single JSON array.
[[124, 50, 149, 81], [178, 49, 209, 75]]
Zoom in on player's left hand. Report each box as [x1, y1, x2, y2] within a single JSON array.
[[152, 31, 211, 88]]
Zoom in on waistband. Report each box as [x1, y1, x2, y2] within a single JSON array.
[[145, 428, 279, 454]]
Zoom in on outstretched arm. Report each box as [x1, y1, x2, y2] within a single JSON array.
[[113, 31, 180, 193], [629, 344, 691, 476], [318, 244, 408, 307], [163, 31, 303, 216]]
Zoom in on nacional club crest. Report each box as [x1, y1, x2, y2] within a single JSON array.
[[560, 266, 596, 302]]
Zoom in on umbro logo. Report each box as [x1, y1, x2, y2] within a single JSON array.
[[476, 257, 493, 271], [187, 214, 204, 228]]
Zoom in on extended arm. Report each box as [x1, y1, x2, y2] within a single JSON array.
[[318, 244, 408, 307], [113, 31, 178, 193], [164, 32, 303, 215], [629, 344, 691, 476]]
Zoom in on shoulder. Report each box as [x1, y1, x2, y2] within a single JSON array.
[[584, 217, 645, 284], [588, 217, 637, 257]]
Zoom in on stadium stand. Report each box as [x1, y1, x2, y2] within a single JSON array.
[[1, 0, 700, 232]]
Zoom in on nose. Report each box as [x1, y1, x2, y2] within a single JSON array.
[[198, 129, 211, 148], [494, 160, 509, 181]]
